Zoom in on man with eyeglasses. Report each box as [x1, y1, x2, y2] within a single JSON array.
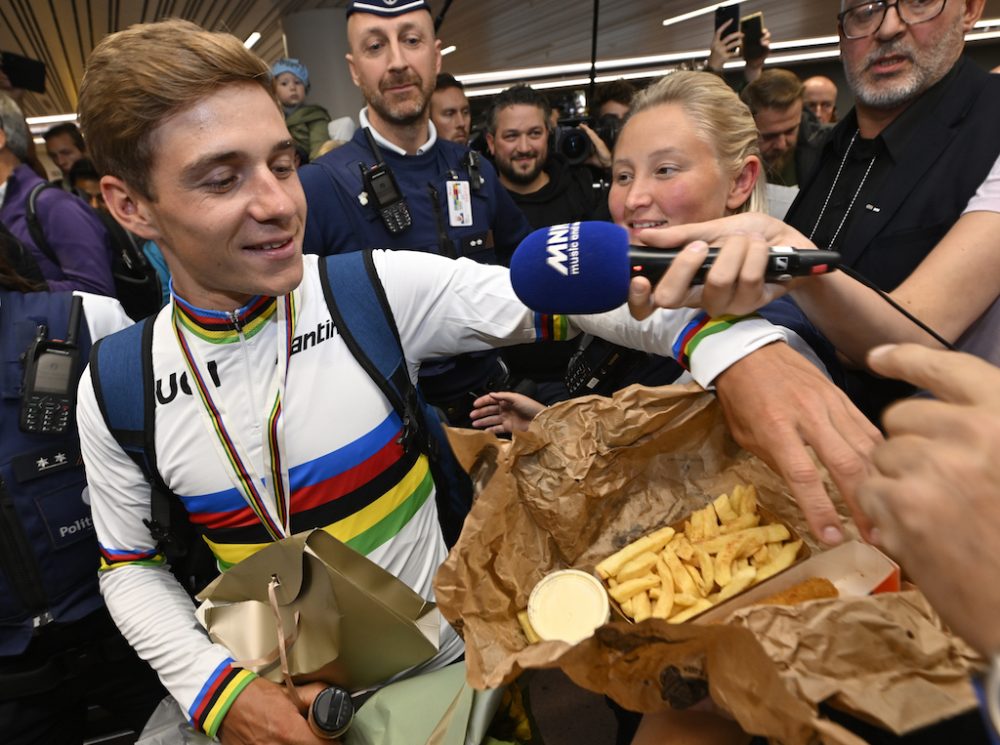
[[777, 0, 1000, 421]]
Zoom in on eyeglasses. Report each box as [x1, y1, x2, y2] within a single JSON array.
[[838, 0, 947, 39]]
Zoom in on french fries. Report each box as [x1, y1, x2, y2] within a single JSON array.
[[598, 484, 804, 624]]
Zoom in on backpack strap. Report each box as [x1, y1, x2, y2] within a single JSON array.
[[89, 315, 176, 546], [25, 182, 60, 266], [318, 251, 433, 456]]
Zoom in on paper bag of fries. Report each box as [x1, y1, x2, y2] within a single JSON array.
[[434, 384, 982, 743]]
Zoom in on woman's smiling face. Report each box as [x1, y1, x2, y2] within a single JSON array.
[[609, 102, 737, 245]]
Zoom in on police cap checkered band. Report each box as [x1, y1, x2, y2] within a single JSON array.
[[346, 0, 432, 18]]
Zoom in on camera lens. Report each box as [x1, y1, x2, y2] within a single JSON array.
[[594, 113, 623, 151], [557, 127, 592, 166]]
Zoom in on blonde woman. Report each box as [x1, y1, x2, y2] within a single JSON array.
[[471, 70, 765, 433]]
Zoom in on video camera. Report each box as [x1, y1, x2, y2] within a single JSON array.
[[553, 113, 624, 167]]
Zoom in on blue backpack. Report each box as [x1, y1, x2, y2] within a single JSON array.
[[89, 252, 473, 590]]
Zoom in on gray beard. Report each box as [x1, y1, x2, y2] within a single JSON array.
[[843, 28, 962, 110]]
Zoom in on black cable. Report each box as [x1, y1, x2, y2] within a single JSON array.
[[836, 264, 956, 351], [587, 0, 600, 108], [434, 0, 455, 33]]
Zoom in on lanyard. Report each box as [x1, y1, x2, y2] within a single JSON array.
[[171, 293, 297, 541]]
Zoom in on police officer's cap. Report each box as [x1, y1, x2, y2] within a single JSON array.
[[346, 0, 432, 18]]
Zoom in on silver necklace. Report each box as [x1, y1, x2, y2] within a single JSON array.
[[808, 130, 877, 249]]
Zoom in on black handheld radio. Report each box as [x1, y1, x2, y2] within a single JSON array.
[[20, 295, 83, 435], [359, 128, 412, 235]]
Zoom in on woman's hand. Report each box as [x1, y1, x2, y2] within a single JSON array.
[[469, 391, 545, 434], [626, 214, 815, 319]]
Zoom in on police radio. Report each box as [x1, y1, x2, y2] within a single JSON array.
[[360, 128, 412, 235], [20, 295, 83, 435]]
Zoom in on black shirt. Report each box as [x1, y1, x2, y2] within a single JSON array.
[[787, 61, 960, 288]]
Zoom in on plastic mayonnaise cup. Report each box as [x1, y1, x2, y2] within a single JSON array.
[[527, 569, 611, 644]]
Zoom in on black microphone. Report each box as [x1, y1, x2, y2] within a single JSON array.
[[509, 222, 840, 314]]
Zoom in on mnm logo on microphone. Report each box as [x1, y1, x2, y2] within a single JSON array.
[[545, 222, 581, 276]]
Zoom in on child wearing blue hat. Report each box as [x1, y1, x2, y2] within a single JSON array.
[[271, 58, 332, 162]]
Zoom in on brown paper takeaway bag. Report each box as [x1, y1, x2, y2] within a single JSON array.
[[434, 384, 983, 744], [196, 529, 441, 690]]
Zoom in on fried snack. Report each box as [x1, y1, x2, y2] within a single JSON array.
[[757, 577, 839, 607], [596, 526, 675, 579], [609, 575, 660, 603], [598, 484, 804, 624]]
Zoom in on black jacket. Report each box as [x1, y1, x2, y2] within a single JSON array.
[[786, 56, 1000, 290], [507, 154, 607, 230]]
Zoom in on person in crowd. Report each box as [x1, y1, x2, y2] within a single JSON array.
[[43, 122, 87, 188], [271, 58, 332, 162], [740, 69, 829, 188], [592, 78, 636, 120], [67, 157, 104, 210], [803, 74, 839, 124], [0, 249, 164, 745], [298, 0, 532, 427], [706, 16, 771, 88], [486, 83, 607, 228], [472, 70, 767, 432], [0, 94, 114, 295], [430, 72, 471, 144], [769, 0, 998, 419], [74, 17, 838, 745], [483, 83, 612, 402]]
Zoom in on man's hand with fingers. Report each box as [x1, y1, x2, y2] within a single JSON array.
[[858, 344, 1000, 657], [220, 678, 334, 745], [714, 342, 882, 545]]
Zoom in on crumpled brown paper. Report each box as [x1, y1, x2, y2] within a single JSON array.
[[433, 384, 982, 744]]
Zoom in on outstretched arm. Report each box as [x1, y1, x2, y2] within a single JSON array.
[[469, 391, 545, 434], [631, 208, 1000, 367]]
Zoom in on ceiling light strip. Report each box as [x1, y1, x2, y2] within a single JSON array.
[[661, 1, 740, 28]]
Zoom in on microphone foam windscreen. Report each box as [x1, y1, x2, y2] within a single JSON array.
[[509, 222, 631, 314]]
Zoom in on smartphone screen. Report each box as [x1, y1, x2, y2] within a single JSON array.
[[714, 4, 741, 34], [740, 13, 765, 60], [0, 52, 46, 93]]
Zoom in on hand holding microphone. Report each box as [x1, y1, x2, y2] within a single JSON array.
[[508, 220, 838, 319]]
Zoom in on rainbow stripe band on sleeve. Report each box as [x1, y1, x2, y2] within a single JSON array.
[[98, 545, 165, 571], [534, 312, 570, 342], [190, 659, 257, 737], [672, 312, 759, 370]]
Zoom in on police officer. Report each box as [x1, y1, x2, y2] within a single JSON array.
[[0, 249, 164, 745], [299, 0, 531, 424]]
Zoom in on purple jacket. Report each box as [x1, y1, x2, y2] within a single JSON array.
[[0, 164, 114, 295]]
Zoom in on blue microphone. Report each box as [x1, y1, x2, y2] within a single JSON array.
[[509, 222, 631, 314], [509, 221, 840, 314]]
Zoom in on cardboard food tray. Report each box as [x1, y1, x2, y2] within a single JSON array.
[[696, 539, 901, 623], [602, 503, 811, 625]]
